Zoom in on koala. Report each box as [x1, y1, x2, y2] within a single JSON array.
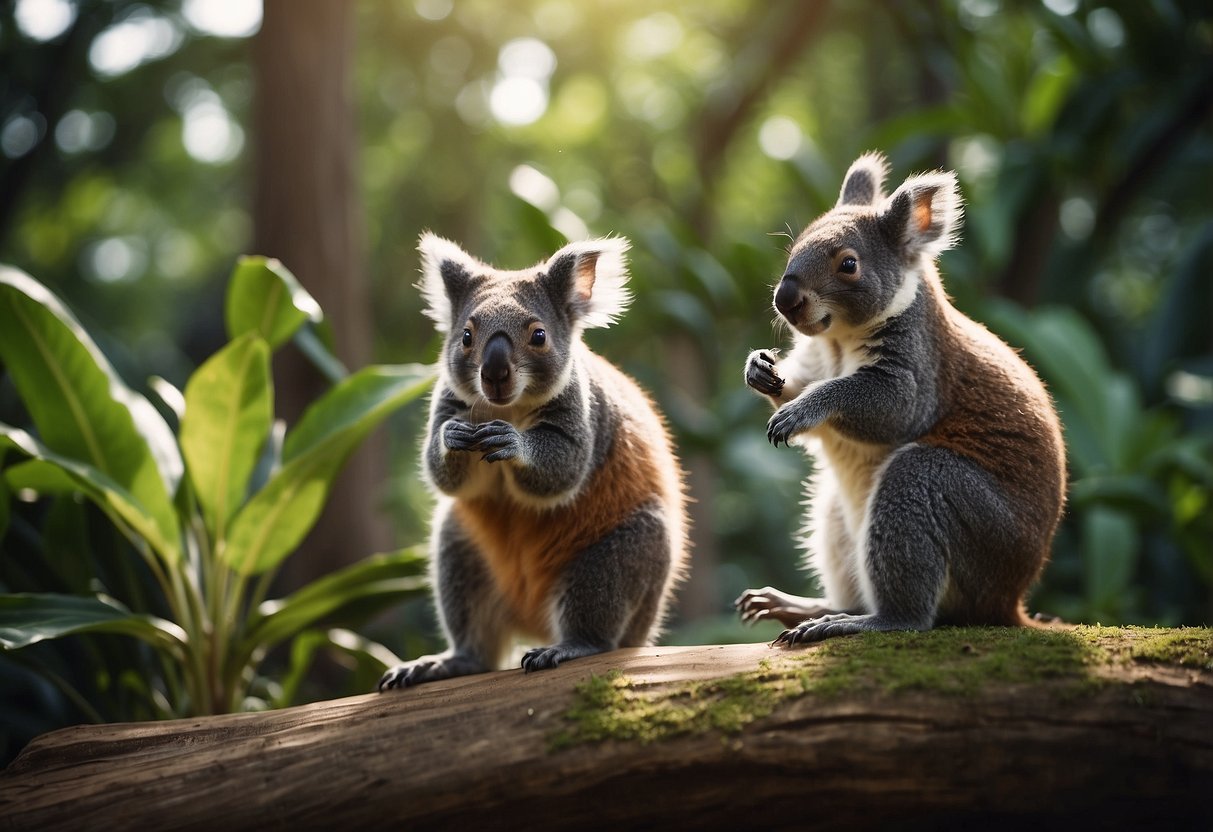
[[735, 151, 1066, 644], [379, 233, 689, 690]]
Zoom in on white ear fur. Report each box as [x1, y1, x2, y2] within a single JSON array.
[[416, 232, 483, 332], [545, 236, 633, 329], [883, 171, 964, 258]]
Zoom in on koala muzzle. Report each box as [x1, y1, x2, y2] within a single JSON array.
[[774, 275, 806, 318], [480, 332, 513, 402]]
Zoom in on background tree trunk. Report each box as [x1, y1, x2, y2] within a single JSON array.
[[3, 639, 1210, 830], [251, 0, 391, 587]]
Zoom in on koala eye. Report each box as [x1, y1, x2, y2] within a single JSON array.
[[839, 256, 858, 276], [461, 328, 472, 348], [529, 328, 547, 347]]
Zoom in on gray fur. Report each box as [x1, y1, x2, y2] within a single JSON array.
[[380, 235, 684, 692], [737, 151, 1065, 643]]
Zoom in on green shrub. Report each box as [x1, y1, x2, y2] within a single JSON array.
[[0, 258, 433, 720]]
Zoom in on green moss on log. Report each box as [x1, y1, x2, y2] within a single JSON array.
[[551, 626, 1211, 749]]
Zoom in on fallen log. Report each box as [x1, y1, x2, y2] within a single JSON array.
[[2, 626, 1210, 830]]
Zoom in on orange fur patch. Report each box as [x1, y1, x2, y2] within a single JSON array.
[[913, 191, 934, 233], [452, 420, 670, 638]]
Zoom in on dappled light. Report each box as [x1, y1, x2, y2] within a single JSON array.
[[0, 0, 1210, 770]]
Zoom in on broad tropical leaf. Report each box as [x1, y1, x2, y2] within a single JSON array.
[[1, 428, 180, 564], [179, 334, 272, 543], [0, 268, 181, 562], [221, 365, 434, 575], [0, 592, 186, 655], [244, 547, 428, 652], [225, 256, 320, 349]]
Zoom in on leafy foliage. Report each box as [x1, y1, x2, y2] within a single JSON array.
[[0, 0, 1209, 737], [0, 260, 432, 743]]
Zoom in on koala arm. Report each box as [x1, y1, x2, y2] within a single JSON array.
[[439, 383, 593, 502], [424, 388, 479, 494], [767, 359, 929, 447]]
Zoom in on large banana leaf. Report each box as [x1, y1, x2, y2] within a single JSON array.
[[220, 365, 434, 576], [241, 546, 428, 657], [0, 267, 181, 564], [179, 334, 272, 543], [224, 256, 320, 349], [1, 427, 181, 565], [0, 592, 186, 656]]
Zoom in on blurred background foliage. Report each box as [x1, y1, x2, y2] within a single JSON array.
[[1, 0, 1211, 756]]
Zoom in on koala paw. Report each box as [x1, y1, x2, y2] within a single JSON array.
[[442, 419, 479, 452], [520, 640, 604, 673], [744, 350, 784, 397], [766, 397, 824, 447], [470, 419, 523, 462], [377, 652, 485, 692]]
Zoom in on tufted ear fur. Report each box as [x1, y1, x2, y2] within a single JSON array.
[[880, 171, 963, 259], [837, 151, 890, 208], [543, 237, 632, 329], [417, 232, 484, 332]]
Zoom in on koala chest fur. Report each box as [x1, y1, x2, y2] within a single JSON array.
[[452, 416, 667, 635], [784, 323, 898, 531]]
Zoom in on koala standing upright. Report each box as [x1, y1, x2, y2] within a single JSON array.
[[380, 234, 688, 690], [736, 152, 1066, 644]]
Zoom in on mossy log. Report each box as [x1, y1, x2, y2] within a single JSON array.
[[2, 627, 1211, 831]]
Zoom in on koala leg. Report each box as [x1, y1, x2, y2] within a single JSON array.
[[521, 504, 671, 673], [379, 510, 510, 691], [737, 470, 863, 628], [774, 444, 991, 646]]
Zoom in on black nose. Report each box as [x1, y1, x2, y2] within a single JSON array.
[[481, 333, 512, 387], [774, 276, 805, 317]]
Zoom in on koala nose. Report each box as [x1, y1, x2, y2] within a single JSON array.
[[480, 333, 512, 392], [774, 275, 805, 317]]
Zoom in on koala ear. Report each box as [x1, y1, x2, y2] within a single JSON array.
[[837, 151, 890, 207], [416, 232, 483, 332], [543, 237, 632, 329], [881, 171, 963, 259]]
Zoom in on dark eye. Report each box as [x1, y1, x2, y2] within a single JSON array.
[[461, 328, 472, 348], [529, 328, 546, 347], [839, 256, 858, 275]]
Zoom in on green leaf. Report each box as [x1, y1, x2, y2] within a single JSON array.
[[1, 428, 180, 564], [274, 628, 402, 709], [245, 546, 428, 650], [221, 365, 434, 575], [0, 267, 181, 563], [179, 334, 272, 542], [282, 363, 434, 463], [0, 592, 186, 655], [1082, 506, 1138, 615], [225, 256, 321, 349]]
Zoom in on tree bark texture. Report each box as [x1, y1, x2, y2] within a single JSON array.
[[251, 0, 391, 587], [2, 642, 1210, 831]]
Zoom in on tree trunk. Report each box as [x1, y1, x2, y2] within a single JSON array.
[[3, 635, 1210, 830], [251, 0, 390, 587]]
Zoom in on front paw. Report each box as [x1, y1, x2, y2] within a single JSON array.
[[744, 349, 784, 397], [471, 419, 522, 462], [443, 419, 479, 452], [767, 398, 824, 447]]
